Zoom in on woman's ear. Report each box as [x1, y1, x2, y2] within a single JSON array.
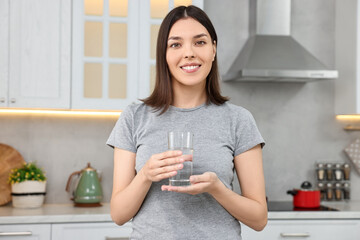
[[212, 40, 217, 61]]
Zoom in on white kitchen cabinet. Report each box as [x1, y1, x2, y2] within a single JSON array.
[[72, 0, 203, 110], [335, 0, 360, 114], [241, 220, 360, 240], [51, 222, 132, 240], [0, 0, 71, 109], [0, 224, 51, 240]]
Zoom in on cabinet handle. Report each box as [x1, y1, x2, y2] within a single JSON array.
[[105, 237, 129, 240], [280, 232, 310, 238], [10, 98, 16, 103], [0, 231, 32, 236], [0, 97, 5, 103]]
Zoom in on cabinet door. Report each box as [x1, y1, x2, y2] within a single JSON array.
[[72, 0, 204, 110], [51, 222, 132, 240], [0, 0, 9, 107], [72, 0, 139, 110], [0, 224, 51, 240], [8, 0, 71, 109], [241, 220, 360, 240]]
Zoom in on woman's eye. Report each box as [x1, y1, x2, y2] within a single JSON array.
[[169, 43, 180, 48], [196, 40, 206, 45]]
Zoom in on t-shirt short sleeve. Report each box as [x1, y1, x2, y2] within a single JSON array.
[[234, 108, 265, 157], [106, 105, 136, 153]]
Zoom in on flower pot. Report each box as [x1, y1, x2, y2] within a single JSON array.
[[11, 181, 46, 208]]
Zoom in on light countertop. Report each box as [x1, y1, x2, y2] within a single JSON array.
[[0, 203, 112, 224], [1, 201, 360, 225], [268, 201, 360, 220]]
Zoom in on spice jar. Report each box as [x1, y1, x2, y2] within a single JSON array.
[[334, 163, 343, 181], [317, 182, 326, 200], [343, 182, 351, 200], [334, 183, 342, 201], [326, 182, 333, 201], [343, 163, 351, 180], [326, 163, 333, 180], [316, 163, 325, 181]]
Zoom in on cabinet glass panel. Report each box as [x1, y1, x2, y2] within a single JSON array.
[[150, 25, 160, 60], [174, 0, 192, 7], [109, 23, 127, 58], [150, 65, 156, 93], [84, 63, 102, 98], [84, 21, 103, 57], [84, 0, 103, 16], [109, 0, 128, 17], [109, 64, 127, 99], [150, 0, 169, 18]]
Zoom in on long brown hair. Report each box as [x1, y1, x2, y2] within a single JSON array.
[[142, 5, 228, 114]]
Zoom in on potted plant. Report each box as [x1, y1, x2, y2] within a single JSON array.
[[8, 162, 47, 208]]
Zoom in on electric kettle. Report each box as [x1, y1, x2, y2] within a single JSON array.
[[66, 163, 103, 207]]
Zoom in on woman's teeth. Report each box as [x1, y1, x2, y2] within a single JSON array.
[[181, 65, 199, 70]]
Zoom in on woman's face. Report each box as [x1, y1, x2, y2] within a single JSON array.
[[166, 17, 216, 89]]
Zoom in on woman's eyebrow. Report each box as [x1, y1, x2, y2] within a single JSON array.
[[168, 33, 208, 41], [193, 33, 208, 39]]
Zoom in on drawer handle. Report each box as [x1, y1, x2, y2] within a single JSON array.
[[280, 232, 310, 238], [0, 231, 32, 236], [105, 237, 129, 240]]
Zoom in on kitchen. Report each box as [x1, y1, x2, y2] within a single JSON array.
[[1, 0, 360, 239]]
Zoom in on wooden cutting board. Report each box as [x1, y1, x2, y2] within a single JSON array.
[[0, 143, 26, 206]]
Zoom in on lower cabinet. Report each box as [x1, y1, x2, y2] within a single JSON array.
[[51, 222, 132, 240], [0, 224, 51, 240], [242, 220, 360, 240], [0, 222, 131, 240]]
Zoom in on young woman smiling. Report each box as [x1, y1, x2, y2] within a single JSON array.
[[107, 5, 267, 239]]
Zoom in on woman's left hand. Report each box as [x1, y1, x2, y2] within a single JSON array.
[[161, 172, 222, 195]]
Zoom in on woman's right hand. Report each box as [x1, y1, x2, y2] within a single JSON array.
[[140, 150, 185, 182]]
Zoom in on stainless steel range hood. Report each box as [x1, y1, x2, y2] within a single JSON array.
[[222, 0, 338, 82]]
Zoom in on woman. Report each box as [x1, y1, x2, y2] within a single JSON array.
[[107, 5, 267, 239]]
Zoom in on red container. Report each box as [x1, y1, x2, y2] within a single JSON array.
[[287, 181, 320, 208]]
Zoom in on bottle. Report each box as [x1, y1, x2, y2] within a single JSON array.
[[326, 163, 333, 180], [326, 182, 333, 201], [317, 182, 326, 200], [316, 163, 325, 181], [343, 163, 351, 180], [334, 163, 343, 181], [334, 183, 342, 201], [343, 182, 351, 200]]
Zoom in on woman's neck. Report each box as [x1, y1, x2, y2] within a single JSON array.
[[172, 85, 207, 109]]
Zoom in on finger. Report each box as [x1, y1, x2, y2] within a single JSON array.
[[158, 156, 185, 167], [154, 171, 178, 182], [181, 154, 193, 162], [155, 150, 182, 160], [190, 173, 213, 183]]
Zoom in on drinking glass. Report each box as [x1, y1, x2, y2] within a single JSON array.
[[168, 131, 193, 186]]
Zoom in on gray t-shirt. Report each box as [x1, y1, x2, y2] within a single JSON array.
[[107, 102, 264, 240]]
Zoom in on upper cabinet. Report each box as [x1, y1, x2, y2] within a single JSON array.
[[335, 0, 360, 114], [72, 0, 203, 110], [0, 0, 71, 109]]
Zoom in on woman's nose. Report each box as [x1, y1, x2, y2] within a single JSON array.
[[184, 44, 195, 59]]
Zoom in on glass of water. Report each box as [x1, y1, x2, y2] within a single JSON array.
[[168, 131, 193, 186]]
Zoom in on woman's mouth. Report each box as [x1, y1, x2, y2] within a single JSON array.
[[180, 65, 201, 73]]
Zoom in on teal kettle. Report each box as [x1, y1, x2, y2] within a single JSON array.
[[66, 163, 103, 207]]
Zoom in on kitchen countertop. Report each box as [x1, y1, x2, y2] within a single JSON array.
[[1, 201, 360, 224], [268, 201, 360, 220], [0, 203, 113, 224]]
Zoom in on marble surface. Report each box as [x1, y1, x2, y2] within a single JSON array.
[[0, 203, 112, 224], [1, 201, 360, 224], [268, 201, 360, 220]]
